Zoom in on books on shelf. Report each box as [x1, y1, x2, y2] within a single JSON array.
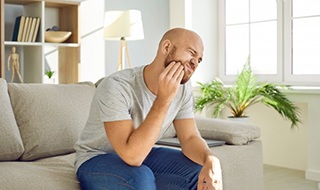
[[32, 18, 41, 42], [27, 17, 37, 42], [12, 15, 41, 42], [21, 16, 30, 42], [12, 15, 24, 41]]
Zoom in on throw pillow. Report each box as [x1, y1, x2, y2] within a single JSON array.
[[0, 78, 24, 160], [8, 82, 95, 160]]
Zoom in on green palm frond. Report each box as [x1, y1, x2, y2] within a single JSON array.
[[257, 84, 300, 128], [195, 56, 301, 128]]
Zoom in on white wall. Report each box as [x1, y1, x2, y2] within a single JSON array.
[[80, 0, 105, 83]]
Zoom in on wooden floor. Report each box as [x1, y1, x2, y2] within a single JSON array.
[[264, 165, 319, 190]]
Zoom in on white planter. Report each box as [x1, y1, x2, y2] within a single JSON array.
[[44, 78, 55, 84], [227, 117, 250, 123]]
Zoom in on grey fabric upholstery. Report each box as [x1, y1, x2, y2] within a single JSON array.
[[8, 82, 95, 160], [0, 78, 24, 160], [213, 141, 263, 190], [0, 153, 80, 190], [196, 116, 260, 145]]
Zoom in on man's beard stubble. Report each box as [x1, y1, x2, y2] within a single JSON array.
[[164, 46, 192, 84]]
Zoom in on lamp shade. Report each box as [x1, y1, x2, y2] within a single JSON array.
[[104, 10, 144, 41]]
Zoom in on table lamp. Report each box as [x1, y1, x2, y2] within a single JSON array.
[[104, 10, 144, 70]]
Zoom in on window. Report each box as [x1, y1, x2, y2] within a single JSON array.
[[220, 0, 320, 86]]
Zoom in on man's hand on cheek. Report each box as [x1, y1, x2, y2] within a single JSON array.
[[157, 61, 184, 102]]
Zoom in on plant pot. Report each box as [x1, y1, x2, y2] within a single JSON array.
[[44, 78, 55, 84], [227, 116, 249, 123]]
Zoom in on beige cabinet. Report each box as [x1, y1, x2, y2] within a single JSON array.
[[0, 0, 83, 84]]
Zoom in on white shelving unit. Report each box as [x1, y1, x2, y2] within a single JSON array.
[[1, 0, 82, 84]]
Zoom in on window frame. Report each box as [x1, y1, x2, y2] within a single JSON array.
[[218, 0, 320, 86], [283, 0, 320, 86]]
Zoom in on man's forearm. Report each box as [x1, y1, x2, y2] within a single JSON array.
[[123, 97, 171, 165], [181, 136, 214, 166]]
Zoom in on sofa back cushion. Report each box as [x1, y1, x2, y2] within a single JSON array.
[[0, 79, 25, 160], [8, 82, 95, 160]]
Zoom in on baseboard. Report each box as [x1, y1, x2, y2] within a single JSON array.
[[305, 170, 320, 182]]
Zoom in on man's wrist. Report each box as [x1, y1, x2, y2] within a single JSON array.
[[153, 97, 171, 111], [204, 154, 214, 162], [203, 154, 219, 166]]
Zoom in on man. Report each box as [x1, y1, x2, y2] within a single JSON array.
[[75, 28, 222, 190]]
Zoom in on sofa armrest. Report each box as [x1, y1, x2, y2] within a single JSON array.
[[195, 116, 260, 145]]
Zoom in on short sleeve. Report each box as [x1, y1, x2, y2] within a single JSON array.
[[175, 82, 195, 120], [96, 77, 132, 122]]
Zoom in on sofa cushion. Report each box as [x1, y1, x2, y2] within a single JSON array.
[[0, 153, 80, 189], [8, 82, 95, 160], [0, 79, 24, 160], [195, 116, 260, 145]]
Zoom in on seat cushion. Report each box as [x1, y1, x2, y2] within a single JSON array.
[[8, 82, 95, 160], [0, 153, 80, 190], [0, 78, 24, 160]]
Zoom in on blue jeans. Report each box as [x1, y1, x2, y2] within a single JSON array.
[[77, 147, 202, 190]]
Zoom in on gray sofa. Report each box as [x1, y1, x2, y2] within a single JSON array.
[[0, 78, 263, 190]]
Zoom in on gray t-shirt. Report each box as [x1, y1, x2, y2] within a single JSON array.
[[74, 65, 194, 171]]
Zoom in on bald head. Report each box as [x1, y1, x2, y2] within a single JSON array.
[[159, 28, 203, 50]]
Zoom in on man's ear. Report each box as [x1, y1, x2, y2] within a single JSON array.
[[161, 39, 171, 55]]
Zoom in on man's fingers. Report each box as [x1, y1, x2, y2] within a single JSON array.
[[163, 61, 177, 74], [172, 63, 184, 80], [197, 177, 223, 190], [177, 68, 184, 82], [167, 62, 184, 79]]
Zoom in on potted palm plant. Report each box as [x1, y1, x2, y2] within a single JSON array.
[[195, 58, 301, 128]]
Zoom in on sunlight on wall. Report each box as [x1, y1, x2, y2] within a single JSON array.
[[79, 0, 105, 83], [191, 0, 218, 86], [248, 102, 308, 171], [43, 46, 58, 83]]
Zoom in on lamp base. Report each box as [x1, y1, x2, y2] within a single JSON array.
[[118, 38, 131, 70]]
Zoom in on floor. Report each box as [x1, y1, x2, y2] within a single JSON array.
[[264, 165, 319, 190]]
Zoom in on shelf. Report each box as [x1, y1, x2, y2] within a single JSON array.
[[4, 41, 79, 47], [4, 41, 42, 46], [4, 0, 40, 5], [44, 42, 79, 47], [5, 0, 85, 5]]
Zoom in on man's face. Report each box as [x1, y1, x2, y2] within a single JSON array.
[[164, 45, 202, 84]]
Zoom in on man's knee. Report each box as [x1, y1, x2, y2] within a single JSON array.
[[78, 163, 156, 190], [129, 164, 156, 188]]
